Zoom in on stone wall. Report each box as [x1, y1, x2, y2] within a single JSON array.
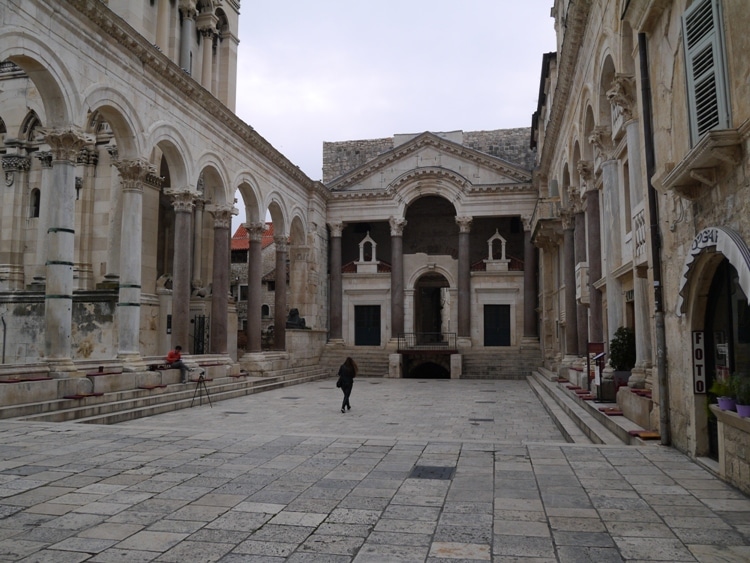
[[712, 406, 750, 495]]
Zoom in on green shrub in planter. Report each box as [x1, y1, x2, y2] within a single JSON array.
[[609, 326, 636, 371], [734, 375, 750, 406], [709, 377, 734, 398]]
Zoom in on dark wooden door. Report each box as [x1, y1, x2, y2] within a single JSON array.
[[355, 305, 381, 346], [484, 305, 510, 346]]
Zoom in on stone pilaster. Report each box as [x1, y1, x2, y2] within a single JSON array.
[[273, 235, 288, 350], [197, 13, 218, 91], [178, 0, 197, 73], [166, 188, 195, 351], [389, 216, 407, 339], [1, 153, 30, 290], [32, 151, 53, 285], [75, 147, 98, 290], [562, 212, 578, 361], [574, 209, 588, 355], [328, 222, 343, 341], [192, 197, 204, 292], [209, 205, 233, 354], [456, 216, 472, 340]]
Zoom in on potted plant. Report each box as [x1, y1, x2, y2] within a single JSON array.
[[734, 375, 750, 418], [709, 376, 736, 411], [609, 326, 635, 379]]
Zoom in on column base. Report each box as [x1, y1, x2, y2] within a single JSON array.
[[47, 358, 82, 378], [118, 353, 147, 373], [628, 365, 648, 389]]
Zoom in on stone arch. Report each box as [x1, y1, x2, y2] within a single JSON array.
[[234, 173, 263, 223], [407, 264, 456, 290], [598, 54, 617, 129], [389, 168, 468, 217], [571, 141, 582, 187], [0, 32, 78, 126], [266, 193, 288, 236], [81, 86, 144, 158], [583, 106, 596, 161], [147, 123, 192, 189], [403, 195, 459, 258], [196, 157, 230, 205]]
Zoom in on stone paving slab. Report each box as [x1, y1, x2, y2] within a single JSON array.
[[0, 378, 746, 561]]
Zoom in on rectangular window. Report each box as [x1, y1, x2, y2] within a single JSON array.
[[239, 285, 248, 302], [682, 0, 730, 144]]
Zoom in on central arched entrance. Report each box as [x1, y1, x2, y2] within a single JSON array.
[[414, 272, 449, 344]]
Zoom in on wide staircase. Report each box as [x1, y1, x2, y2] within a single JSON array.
[[462, 347, 543, 379], [0, 364, 331, 426], [318, 348, 390, 378]]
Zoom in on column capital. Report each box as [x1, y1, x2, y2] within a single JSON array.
[[43, 127, 93, 162], [178, 0, 197, 18], [521, 214, 533, 232], [35, 151, 53, 168], [606, 73, 637, 121], [77, 147, 99, 167], [389, 216, 407, 236], [165, 188, 196, 213], [2, 154, 30, 173], [455, 215, 473, 233], [274, 235, 289, 253], [196, 12, 218, 34], [210, 204, 234, 229], [245, 221, 266, 242], [114, 158, 155, 194], [588, 126, 614, 161], [328, 222, 344, 237]]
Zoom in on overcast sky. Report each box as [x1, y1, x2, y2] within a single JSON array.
[[232, 1, 556, 228]]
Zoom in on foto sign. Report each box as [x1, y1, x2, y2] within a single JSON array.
[[692, 331, 706, 394]]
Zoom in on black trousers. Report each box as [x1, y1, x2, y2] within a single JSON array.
[[341, 384, 352, 409]]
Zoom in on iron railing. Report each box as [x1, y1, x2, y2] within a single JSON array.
[[398, 332, 457, 351]]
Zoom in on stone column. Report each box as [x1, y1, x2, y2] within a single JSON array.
[[630, 269, 652, 388], [601, 159, 624, 345], [329, 222, 343, 341], [456, 216, 472, 340], [178, 0, 196, 73], [389, 216, 406, 340], [167, 189, 195, 351], [199, 26, 216, 90], [156, 0, 171, 54], [625, 120, 644, 205], [574, 209, 588, 354], [192, 198, 204, 292], [33, 151, 53, 284], [43, 127, 91, 373], [75, 147, 98, 290], [209, 205, 233, 355], [582, 175, 603, 344], [562, 214, 578, 360], [103, 145, 122, 287], [245, 222, 265, 353], [273, 235, 288, 350], [114, 158, 151, 362], [522, 217, 538, 340]]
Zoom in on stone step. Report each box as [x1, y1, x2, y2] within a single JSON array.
[[7, 368, 331, 425], [528, 369, 642, 446]]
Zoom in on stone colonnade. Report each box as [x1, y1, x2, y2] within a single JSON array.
[[327, 215, 539, 343]]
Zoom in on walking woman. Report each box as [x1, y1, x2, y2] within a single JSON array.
[[337, 356, 358, 413]]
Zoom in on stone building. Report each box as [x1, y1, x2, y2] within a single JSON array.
[[324, 130, 541, 378], [0, 1, 328, 387], [531, 0, 750, 493]]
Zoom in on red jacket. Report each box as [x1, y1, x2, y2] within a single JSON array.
[[166, 349, 181, 363]]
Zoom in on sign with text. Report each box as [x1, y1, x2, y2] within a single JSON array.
[[692, 331, 706, 394]]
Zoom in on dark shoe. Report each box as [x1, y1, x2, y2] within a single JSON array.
[[346, 406, 351, 411], [341, 408, 345, 413]]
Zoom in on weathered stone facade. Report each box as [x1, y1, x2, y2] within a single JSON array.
[[532, 0, 750, 493]]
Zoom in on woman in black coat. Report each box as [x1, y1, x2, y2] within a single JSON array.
[[337, 357, 357, 413]]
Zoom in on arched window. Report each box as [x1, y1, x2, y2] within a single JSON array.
[[30, 189, 40, 218], [261, 304, 270, 318]]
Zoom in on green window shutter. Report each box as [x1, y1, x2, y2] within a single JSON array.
[[682, 0, 729, 145]]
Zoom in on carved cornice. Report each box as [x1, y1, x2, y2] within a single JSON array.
[[66, 0, 315, 191], [537, 0, 594, 174], [2, 155, 30, 172], [388, 166, 469, 191]]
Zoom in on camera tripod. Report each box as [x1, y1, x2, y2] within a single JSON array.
[[190, 373, 212, 408]]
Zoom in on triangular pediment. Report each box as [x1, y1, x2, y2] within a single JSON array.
[[326, 131, 533, 194]]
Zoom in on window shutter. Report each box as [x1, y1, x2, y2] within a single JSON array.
[[682, 0, 729, 144]]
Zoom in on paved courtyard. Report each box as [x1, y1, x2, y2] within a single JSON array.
[[0, 377, 748, 562]]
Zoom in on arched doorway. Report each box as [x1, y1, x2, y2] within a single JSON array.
[[414, 272, 449, 344], [704, 259, 750, 459]]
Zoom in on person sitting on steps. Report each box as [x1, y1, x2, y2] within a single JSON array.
[[165, 345, 190, 384]]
